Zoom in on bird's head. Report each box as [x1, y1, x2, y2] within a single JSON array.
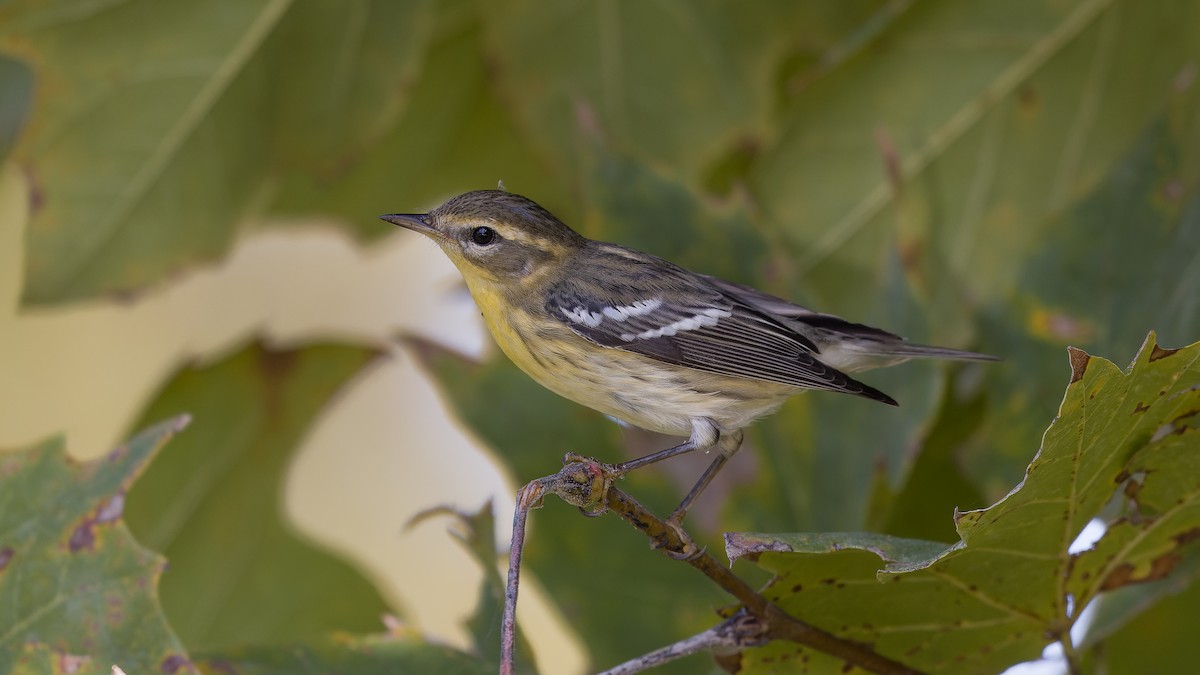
[[382, 190, 585, 287]]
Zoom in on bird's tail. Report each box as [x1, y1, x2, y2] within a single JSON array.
[[815, 335, 1000, 373], [855, 341, 1000, 362]]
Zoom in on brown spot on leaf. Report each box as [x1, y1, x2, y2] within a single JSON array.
[[1068, 347, 1090, 383], [0, 547, 13, 571], [69, 517, 95, 553], [1163, 179, 1185, 202], [1173, 527, 1200, 546], [791, 583, 803, 593], [1124, 478, 1143, 502], [1102, 553, 1181, 590], [1134, 401, 1150, 414], [1018, 85, 1039, 112], [1171, 409, 1199, 428], [22, 163, 45, 216], [257, 347, 298, 381], [1150, 344, 1180, 361], [874, 127, 904, 196], [160, 654, 190, 674]]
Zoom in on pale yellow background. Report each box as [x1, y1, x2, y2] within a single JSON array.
[[0, 164, 583, 674]]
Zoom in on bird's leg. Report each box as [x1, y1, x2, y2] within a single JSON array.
[[610, 417, 720, 474], [610, 438, 699, 473], [612, 420, 727, 560], [568, 420, 739, 560], [667, 429, 743, 529]]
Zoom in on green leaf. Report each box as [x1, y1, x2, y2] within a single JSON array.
[[272, 14, 573, 237], [727, 334, 1200, 673], [753, 0, 1200, 314], [578, 149, 767, 282], [1, 0, 433, 304], [481, 1, 898, 176], [0, 417, 195, 675], [124, 343, 391, 650], [193, 633, 490, 675], [0, 53, 31, 163], [965, 107, 1200, 496], [873, 374, 989, 541]]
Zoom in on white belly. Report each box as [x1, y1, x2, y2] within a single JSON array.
[[530, 342, 797, 437]]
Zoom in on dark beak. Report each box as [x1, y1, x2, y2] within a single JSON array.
[[380, 213, 436, 236]]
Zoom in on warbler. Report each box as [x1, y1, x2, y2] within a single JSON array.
[[383, 190, 996, 523]]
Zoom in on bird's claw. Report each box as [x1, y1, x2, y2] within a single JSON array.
[[652, 516, 704, 561]]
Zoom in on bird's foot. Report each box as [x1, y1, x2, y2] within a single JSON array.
[[657, 514, 705, 561]]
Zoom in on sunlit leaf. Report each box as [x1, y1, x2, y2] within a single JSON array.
[[0, 53, 31, 163]]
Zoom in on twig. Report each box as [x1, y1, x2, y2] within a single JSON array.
[[598, 608, 768, 675], [501, 460, 609, 675], [501, 482, 542, 675], [500, 458, 922, 675]]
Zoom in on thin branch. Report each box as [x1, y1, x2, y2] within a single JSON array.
[[500, 480, 546, 675], [598, 609, 768, 675], [500, 458, 922, 675]]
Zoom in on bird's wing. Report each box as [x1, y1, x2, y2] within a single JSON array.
[[544, 262, 896, 405], [700, 275, 901, 341]]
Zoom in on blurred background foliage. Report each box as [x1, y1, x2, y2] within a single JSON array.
[[2, 0, 1200, 672]]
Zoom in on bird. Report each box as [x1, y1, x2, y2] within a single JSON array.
[[382, 190, 997, 527]]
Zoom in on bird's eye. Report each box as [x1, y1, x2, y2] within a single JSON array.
[[470, 226, 497, 246]]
